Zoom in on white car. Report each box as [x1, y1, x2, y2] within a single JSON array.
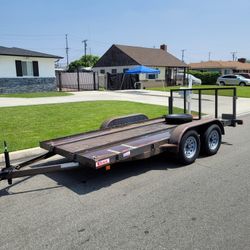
[[176, 73, 202, 85], [216, 74, 250, 86]]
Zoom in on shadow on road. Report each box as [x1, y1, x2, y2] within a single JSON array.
[[0, 153, 183, 196], [0, 139, 234, 197]]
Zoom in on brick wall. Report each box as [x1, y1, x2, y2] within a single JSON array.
[[0, 78, 56, 94]]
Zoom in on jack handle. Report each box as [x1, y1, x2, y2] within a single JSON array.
[[1, 141, 13, 184]]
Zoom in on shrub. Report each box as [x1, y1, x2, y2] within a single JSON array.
[[189, 70, 220, 85]]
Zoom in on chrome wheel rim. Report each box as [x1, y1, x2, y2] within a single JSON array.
[[208, 130, 219, 150], [184, 136, 197, 159]]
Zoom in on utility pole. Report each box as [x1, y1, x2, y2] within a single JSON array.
[[208, 51, 211, 61], [65, 34, 69, 67], [82, 39, 88, 57], [181, 49, 186, 62], [231, 51, 237, 61]]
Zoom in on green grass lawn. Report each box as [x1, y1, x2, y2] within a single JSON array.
[[0, 101, 183, 153], [0, 91, 73, 98], [148, 85, 250, 98]]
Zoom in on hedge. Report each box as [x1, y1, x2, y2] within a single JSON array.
[[189, 70, 220, 85]]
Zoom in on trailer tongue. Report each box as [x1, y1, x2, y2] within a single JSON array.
[[0, 87, 243, 185]]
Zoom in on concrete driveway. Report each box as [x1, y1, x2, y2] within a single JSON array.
[[1, 90, 250, 116]]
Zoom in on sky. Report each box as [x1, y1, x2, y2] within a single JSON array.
[[1, 0, 250, 65]]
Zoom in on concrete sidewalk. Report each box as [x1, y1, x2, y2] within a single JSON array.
[[1, 89, 250, 116]]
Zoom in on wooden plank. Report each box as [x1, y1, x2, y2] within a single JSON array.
[[40, 118, 165, 150]]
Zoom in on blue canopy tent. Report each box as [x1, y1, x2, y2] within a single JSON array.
[[125, 65, 160, 75], [120, 65, 160, 89]]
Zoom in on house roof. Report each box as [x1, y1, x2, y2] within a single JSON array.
[[189, 60, 250, 71], [0, 46, 63, 59], [115, 44, 187, 67], [93, 44, 187, 68]]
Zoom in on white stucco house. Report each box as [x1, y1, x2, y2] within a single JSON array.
[[0, 46, 63, 93]]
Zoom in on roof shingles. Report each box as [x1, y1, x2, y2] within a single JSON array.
[[0, 46, 63, 59], [189, 61, 250, 71], [115, 44, 187, 67], [94, 44, 187, 68]]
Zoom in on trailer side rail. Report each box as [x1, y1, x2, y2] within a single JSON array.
[[168, 87, 237, 122]]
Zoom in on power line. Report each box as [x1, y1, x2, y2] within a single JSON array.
[[1, 33, 64, 36]]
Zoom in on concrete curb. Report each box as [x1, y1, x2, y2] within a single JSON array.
[[0, 147, 47, 165]]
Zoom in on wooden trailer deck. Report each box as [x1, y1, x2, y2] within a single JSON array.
[[40, 118, 177, 169]]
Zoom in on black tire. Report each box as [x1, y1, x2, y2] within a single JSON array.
[[165, 114, 193, 124], [202, 124, 221, 156], [239, 82, 246, 87], [178, 130, 200, 165], [220, 81, 225, 86]]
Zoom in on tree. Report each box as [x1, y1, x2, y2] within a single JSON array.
[[68, 55, 99, 72]]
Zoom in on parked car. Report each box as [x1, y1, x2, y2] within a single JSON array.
[[216, 74, 250, 86], [237, 73, 250, 79], [176, 73, 202, 85]]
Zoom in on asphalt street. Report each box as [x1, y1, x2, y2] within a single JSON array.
[[0, 115, 249, 250]]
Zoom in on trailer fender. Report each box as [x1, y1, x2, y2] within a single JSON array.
[[100, 113, 149, 129], [169, 118, 224, 152]]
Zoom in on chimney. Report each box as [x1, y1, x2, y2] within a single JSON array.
[[238, 58, 246, 63], [160, 44, 167, 51]]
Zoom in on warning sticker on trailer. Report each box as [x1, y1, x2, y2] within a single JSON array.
[[96, 158, 110, 168]]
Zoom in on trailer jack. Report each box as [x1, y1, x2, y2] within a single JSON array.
[[1, 141, 14, 184]]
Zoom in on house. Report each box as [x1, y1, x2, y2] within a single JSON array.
[[189, 59, 250, 75], [93, 44, 188, 87], [0, 46, 63, 93]]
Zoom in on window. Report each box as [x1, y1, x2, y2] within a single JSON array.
[[224, 69, 231, 75], [222, 75, 236, 79], [15, 60, 39, 77], [100, 69, 105, 74], [147, 74, 156, 79], [123, 68, 129, 73], [147, 73, 159, 79], [111, 69, 117, 74], [22, 61, 33, 76], [146, 68, 159, 80]]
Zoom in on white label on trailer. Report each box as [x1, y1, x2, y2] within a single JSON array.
[[96, 158, 110, 168], [60, 162, 79, 169], [123, 151, 131, 157], [121, 144, 137, 149], [107, 149, 120, 154]]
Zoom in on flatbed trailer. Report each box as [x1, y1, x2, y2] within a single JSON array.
[[0, 87, 243, 185]]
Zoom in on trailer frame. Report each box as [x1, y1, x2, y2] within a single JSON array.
[[0, 87, 243, 185]]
